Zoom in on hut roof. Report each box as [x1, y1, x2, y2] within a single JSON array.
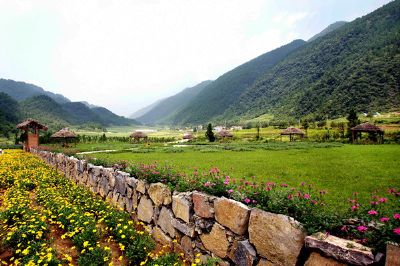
[[16, 119, 48, 131], [217, 129, 233, 137], [51, 128, 77, 138], [351, 122, 384, 132], [183, 133, 193, 139], [280, 127, 304, 135], [130, 131, 148, 138]]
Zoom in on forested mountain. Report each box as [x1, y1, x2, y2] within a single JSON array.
[[308, 21, 347, 42], [223, 0, 400, 122], [130, 99, 164, 119], [137, 80, 213, 124], [0, 79, 70, 103], [18, 95, 139, 129], [91, 107, 139, 126], [0, 93, 21, 136], [169, 40, 306, 125]]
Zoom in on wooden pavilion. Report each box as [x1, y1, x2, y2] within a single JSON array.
[[130, 131, 148, 142], [217, 129, 233, 139], [16, 119, 48, 151], [350, 122, 384, 143], [51, 128, 77, 147], [280, 127, 305, 142]]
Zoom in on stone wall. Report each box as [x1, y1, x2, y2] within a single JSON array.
[[31, 149, 397, 266]]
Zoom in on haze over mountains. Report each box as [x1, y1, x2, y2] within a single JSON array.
[[0, 79, 139, 131], [136, 0, 400, 125]]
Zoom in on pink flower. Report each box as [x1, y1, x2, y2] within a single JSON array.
[[252, 200, 257, 204], [357, 226, 368, 232], [287, 194, 292, 200], [340, 225, 348, 232], [303, 194, 311, 199], [351, 205, 359, 211], [368, 210, 378, 216], [393, 228, 400, 235], [280, 183, 288, 187], [370, 201, 378, 206], [204, 181, 211, 187], [227, 189, 234, 194], [244, 198, 251, 204], [223, 179, 229, 185], [378, 197, 388, 203], [394, 213, 400, 219], [380, 217, 389, 222]]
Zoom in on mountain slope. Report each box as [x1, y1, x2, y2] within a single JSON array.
[[169, 39, 307, 124], [19, 95, 72, 129], [91, 107, 139, 126], [130, 99, 165, 119], [308, 21, 347, 42], [0, 79, 70, 103], [224, 0, 400, 121], [137, 80, 213, 124], [61, 102, 104, 125], [0, 92, 21, 136]]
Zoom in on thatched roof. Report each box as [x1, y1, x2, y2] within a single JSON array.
[[351, 122, 384, 133], [183, 133, 193, 139], [16, 119, 48, 131], [130, 131, 148, 138], [51, 128, 77, 138], [217, 129, 233, 138], [280, 127, 304, 135]]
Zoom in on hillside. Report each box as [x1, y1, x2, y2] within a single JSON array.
[[137, 80, 213, 124], [130, 99, 164, 119], [91, 107, 139, 126], [308, 21, 347, 42], [20, 95, 72, 129], [0, 79, 70, 104], [0, 93, 21, 136], [223, 0, 400, 122], [169, 39, 307, 125], [61, 102, 104, 125]]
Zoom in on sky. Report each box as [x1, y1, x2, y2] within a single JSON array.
[[0, 0, 393, 116]]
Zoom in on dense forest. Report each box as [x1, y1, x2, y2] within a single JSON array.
[[136, 0, 399, 126], [222, 0, 400, 122]]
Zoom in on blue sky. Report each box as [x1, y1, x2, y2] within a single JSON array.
[[0, 0, 393, 116]]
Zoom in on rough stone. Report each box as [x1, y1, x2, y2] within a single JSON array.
[[233, 240, 257, 266], [305, 252, 347, 266], [157, 207, 176, 238], [181, 235, 193, 258], [136, 179, 147, 193], [99, 176, 109, 198], [194, 215, 214, 233], [152, 226, 172, 245], [172, 193, 192, 223], [305, 232, 374, 266], [249, 209, 305, 266], [200, 223, 229, 258], [148, 183, 172, 206], [137, 195, 154, 223], [125, 197, 133, 213], [257, 259, 273, 266], [126, 177, 137, 188], [115, 173, 126, 196], [386, 243, 400, 266], [192, 192, 215, 218], [214, 197, 250, 235], [126, 186, 133, 198], [109, 172, 116, 188], [172, 218, 195, 237]]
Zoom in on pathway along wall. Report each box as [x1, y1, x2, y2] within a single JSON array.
[[31, 149, 398, 266]]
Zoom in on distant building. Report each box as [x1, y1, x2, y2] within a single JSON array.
[[230, 126, 243, 131]]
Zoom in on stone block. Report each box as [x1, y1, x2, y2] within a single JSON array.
[[172, 218, 195, 237], [137, 195, 154, 223], [172, 193, 192, 223], [200, 223, 229, 258], [249, 209, 305, 266], [305, 252, 347, 266], [214, 197, 250, 235], [192, 191, 215, 218], [148, 183, 172, 206], [157, 207, 176, 238]]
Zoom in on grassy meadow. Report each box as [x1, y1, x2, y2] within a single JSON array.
[[79, 142, 400, 210]]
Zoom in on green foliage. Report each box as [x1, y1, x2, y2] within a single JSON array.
[[0, 92, 21, 137], [77, 247, 110, 266], [225, 1, 400, 121], [205, 123, 215, 142]]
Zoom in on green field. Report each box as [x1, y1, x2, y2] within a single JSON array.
[[82, 143, 400, 210]]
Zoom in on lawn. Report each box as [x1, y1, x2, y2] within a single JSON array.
[[86, 143, 400, 210]]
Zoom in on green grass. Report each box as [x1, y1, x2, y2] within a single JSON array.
[[85, 144, 400, 210]]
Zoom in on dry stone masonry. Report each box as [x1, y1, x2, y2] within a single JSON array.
[[31, 149, 395, 266]]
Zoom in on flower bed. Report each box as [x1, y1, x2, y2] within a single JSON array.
[[0, 150, 181, 265]]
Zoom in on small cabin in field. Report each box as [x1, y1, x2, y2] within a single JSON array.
[[16, 119, 48, 151], [350, 122, 384, 143], [280, 127, 304, 142]]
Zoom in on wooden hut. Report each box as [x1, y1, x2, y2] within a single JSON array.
[[280, 127, 304, 142], [130, 131, 148, 142], [350, 122, 384, 143], [16, 119, 48, 151], [217, 129, 233, 139], [51, 128, 77, 147]]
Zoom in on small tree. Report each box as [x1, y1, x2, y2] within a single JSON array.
[[255, 124, 260, 140], [301, 120, 309, 136], [346, 109, 360, 139], [205, 123, 215, 142]]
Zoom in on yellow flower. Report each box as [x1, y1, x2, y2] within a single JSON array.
[[83, 241, 89, 247]]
